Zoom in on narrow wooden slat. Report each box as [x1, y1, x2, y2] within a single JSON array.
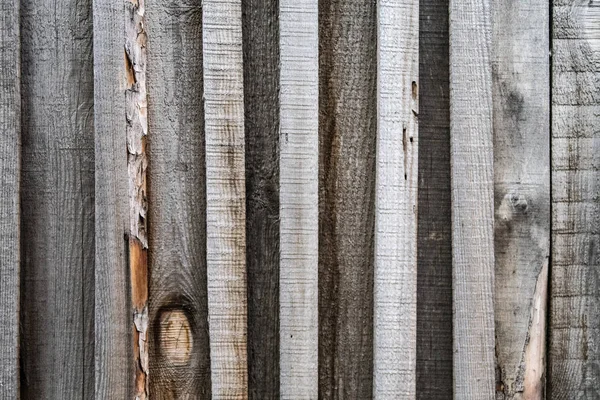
[[146, 0, 211, 398], [416, 0, 453, 396], [0, 0, 20, 396], [492, 0, 550, 398], [549, 1, 600, 398], [373, 0, 418, 397], [202, 0, 248, 397], [318, 0, 377, 398], [279, 0, 319, 397], [20, 0, 95, 395], [242, 0, 281, 397], [92, 0, 131, 397], [449, 0, 495, 397]]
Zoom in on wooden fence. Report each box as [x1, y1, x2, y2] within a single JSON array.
[[0, 0, 598, 398]]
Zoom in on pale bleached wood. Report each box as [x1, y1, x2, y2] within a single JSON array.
[[202, 0, 248, 397], [20, 0, 95, 396], [372, 0, 418, 398], [549, 0, 600, 398], [279, 0, 319, 397], [92, 0, 132, 397], [491, 0, 550, 398], [0, 0, 20, 396], [449, 0, 496, 397]]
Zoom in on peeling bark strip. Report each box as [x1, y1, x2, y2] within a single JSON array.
[[125, 0, 149, 398], [202, 0, 249, 398], [372, 0, 418, 398], [449, 0, 496, 397], [279, 0, 319, 397], [491, 0, 550, 397]]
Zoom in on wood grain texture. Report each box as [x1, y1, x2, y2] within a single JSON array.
[[92, 0, 132, 397], [318, 0, 376, 398], [279, 0, 319, 397], [549, 0, 600, 398], [0, 0, 20, 396], [241, 0, 280, 397], [373, 0, 418, 397], [492, 0, 550, 398], [202, 0, 248, 397], [20, 0, 95, 396], [449, 0, 496, 397], [416, 0, 453, 396], [146, 0, 211, 397]]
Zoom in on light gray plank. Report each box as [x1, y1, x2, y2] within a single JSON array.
[[20, 0, 95, 396], [0, 0, 20, 396], [549, 0, 600, 398], [492, 0, 550, 398], [449, 0, 496, 397]]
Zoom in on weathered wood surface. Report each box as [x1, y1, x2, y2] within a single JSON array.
[[242, 0, 280, 397], [549, 0, 600, 398], [20, 0, 95, 396], [202, 0, 249, 397], [279, 0, 319, 397], [92, 0, 131, 397], [416, 0, 453, 396], [373, 0, 419, 398], [0, 0, 20, 396], [492, 0, 550, 398], [146, 0, 211, 398], [318, 0, 376, 398], [449, 0, 496, 397]]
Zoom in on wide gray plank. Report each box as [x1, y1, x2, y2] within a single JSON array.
[[92, 0, 131, 397], [0, 0, 20, 396], [20, 0, 95, 396], [416, 0, 452, 396], [146, 0, 211, 397], [549, 1, 600, 398], [242, 0, 280, 398], [318, 0, 376, 398]]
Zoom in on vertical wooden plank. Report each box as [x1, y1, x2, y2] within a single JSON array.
[[549, 1, 600, 398], [146, 0, 211, 398], [0, 0, 20, 396], [449, 0, 496, 397], [318, 0, 376, 398], [202, 0, 248, 397], [492, 0, 550, 398], [92, 0, 132, 396], [416, 0, 453, 396], [279, 0, 319, 397], [20, 0, 95, 395], [242, 0, 280, 397], [373, 0, 418, 397]]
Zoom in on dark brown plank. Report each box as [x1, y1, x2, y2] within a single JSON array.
[[318, 0, 377, 397], [19, 0, 95, 396], [0, 0, 21, 396], [145, 1, 211, 397], [416, 0, 453, 397], [242, 0, 280, 397]]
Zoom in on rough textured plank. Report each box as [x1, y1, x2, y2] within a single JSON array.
[[492, 0, 550, 398], [202, 0, 248, 397], [373, 0, 418, 398], [20, 0, 95, 396], [146, 0, 211, 398], [449, 0, 496, 397], [92, 0, 131, 397], [318, 0, 376, 398], [242, 0, 280, 397], [416, 0, 453, 396], [549, 1, 600, 398], [279, 0, 319, 397], [0, 0, 20, 396]]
